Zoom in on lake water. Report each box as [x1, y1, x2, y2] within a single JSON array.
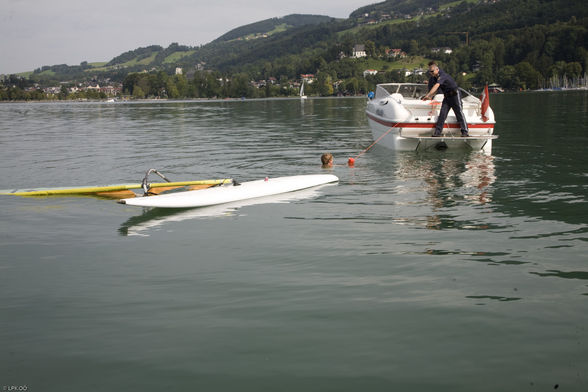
[[1, 93, 587, 391]]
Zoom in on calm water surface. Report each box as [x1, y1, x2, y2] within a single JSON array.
[[1, 93, 587, 391]]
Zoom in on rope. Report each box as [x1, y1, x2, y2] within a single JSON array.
[[352, 122, 399, 161]]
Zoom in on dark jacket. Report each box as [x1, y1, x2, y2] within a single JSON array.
[[428, 68, 458, 95]]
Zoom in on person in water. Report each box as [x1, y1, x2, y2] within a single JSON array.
[[422, 61, 469, 137], [321, 153, 334, 168]]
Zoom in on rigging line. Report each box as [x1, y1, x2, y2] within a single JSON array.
[[353, 122, 399, 160]]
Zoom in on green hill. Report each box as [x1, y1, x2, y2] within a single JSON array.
[[3, 1, 588, 98], [194, 0, 586, 69], [214, 14, 336, 42], [351, 0, 458, 18]]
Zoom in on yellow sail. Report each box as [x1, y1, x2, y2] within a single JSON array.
[[0, 179, 232, 197]]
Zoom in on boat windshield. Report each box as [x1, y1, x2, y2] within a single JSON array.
[[376, 83, 474, 100], [376, 84, 430, 99], [397, 84, 429, 98]]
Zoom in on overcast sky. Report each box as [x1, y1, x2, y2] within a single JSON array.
[[1, 0, 374, 74]]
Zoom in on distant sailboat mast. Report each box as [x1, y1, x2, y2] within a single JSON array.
[[300, 80, 307, 99]]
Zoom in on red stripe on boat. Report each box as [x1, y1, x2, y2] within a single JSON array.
[[366, 113, 494, 129]]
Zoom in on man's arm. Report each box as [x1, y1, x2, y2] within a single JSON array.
[[422, 83, 440, 100]]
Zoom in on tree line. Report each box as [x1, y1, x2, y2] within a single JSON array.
[[2, 0, 587, 99], [185, 0, 587, 91]]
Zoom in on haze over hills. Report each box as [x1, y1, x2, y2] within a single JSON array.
[[2, 0, 587, 99]]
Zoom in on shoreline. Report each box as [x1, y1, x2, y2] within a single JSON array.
[[0, 95, 370, 104], [2, 88, 587, 104]]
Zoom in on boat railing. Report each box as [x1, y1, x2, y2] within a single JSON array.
[[375, 83, 479, 103]]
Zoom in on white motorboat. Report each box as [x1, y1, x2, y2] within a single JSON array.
[[366, 83, 497, 153]]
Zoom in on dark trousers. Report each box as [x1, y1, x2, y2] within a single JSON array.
[[434, 91, 469, 135]]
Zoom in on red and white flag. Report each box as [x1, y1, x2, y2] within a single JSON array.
[[480, 84, 490, 122]]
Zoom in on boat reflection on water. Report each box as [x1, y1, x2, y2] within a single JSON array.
[[460, 153, 496, 205], [390, 151, 496, 230], [118, 184, 333, 236]]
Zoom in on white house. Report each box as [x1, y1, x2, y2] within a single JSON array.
[[386, 48, 407, 58], [431, 47, 453, 55], [301, 74, 315, 84], [352, 44, 367, 58], [404, 68, 426, 77]]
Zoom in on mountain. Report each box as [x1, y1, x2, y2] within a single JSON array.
[[350, 0, 457, 17], [3, 0, 587, 98], [180, 0, 587, 80], [17, 14, 339, 81], [213, 14, 336, 42]]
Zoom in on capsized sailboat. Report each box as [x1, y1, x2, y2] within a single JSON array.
[[119, 174, 339, 208], [2, 169, 339, 210]]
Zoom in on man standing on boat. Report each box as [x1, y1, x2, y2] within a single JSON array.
[[422, 61, 469, 137]]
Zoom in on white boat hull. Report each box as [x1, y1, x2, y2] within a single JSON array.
[[119, 174, 338, 208], [366, 83, 497, 153], [367, 115, 495, 152]]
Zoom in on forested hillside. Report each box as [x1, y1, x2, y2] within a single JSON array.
[[2, 0, 587, 100], [213, 14, 335, 42]]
